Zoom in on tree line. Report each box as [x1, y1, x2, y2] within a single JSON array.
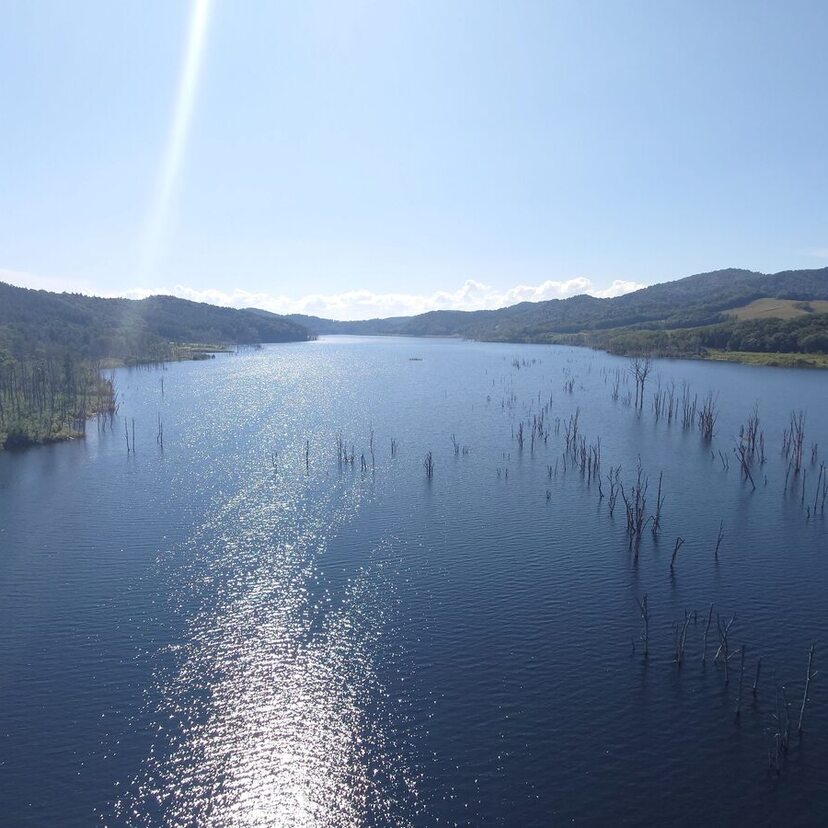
[[0, 348, 116, 448], [535, 313, 828, 358]]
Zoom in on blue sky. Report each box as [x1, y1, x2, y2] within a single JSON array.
[[1, 1, 827, 319]]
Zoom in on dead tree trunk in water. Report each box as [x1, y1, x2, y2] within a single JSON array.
[[674, 610, 690, 666], [736, 644, 746, 718], [621, 462, 649, 561], [753, 657, 762, 697], [698, 393, 718, 441], [798, 643, 816, 735], [714, 521, 725, 559], [606, 465, 621, 516], [670, 536, 685, 570], [702, 603, 714, 662], [734, 443, 756, 490], [636, 594, 650, 658], [651, 471, 665, 535], [628, 357, 652, 411], [715, 614, 735, 683]]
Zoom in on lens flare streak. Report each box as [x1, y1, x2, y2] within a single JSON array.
[[141, 0, 211, 279]]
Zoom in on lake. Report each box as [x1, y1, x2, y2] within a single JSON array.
[[1, 336, 827, 826]]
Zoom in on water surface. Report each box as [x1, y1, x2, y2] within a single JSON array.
[[1, 337, 827, 825]]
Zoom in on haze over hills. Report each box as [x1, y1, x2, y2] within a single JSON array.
[[275, 267, 828, 341], [3, 266, 828, 449], [0, 281, 310, 363], [3, 266, 828, 361]]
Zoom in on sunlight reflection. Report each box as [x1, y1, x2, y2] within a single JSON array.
[[141, 0, 212, 280]]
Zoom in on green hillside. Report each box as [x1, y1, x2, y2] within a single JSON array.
[[0, 282, 310, 363], [0, 282, 310, 449], [4, 266, 828, 451], [292, 267, 828, 359], [395, 267, 828, 340]]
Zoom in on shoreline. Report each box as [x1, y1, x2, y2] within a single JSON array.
[[5, 338, 825, 454], [701, 349, 828, 369], [477, 334, 828, 369], [0, 343, 235, 452]]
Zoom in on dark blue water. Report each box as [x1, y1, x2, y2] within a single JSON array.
[[1, 337, 827, 826]]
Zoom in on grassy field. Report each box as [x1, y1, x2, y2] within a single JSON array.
[[705, 349, 828, 368], [727, 298, 828, 320]]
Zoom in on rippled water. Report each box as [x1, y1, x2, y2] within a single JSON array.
[[1, 337, 827, 825]]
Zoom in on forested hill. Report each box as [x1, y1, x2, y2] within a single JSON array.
[[0, 281, 310, 363], [287, 267, 828, 341], [3, 267, 826, 449]]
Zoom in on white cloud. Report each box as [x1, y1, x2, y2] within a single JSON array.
[[120, 277, 645, 320], [591, 279, 649, 299], [1, 266, 645, 320]]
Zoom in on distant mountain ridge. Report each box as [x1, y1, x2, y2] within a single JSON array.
[[273, 267, 828, 341], [5, 266, 827, 450], [0, 281, 310, 362], [5, 266, 828, 361]]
